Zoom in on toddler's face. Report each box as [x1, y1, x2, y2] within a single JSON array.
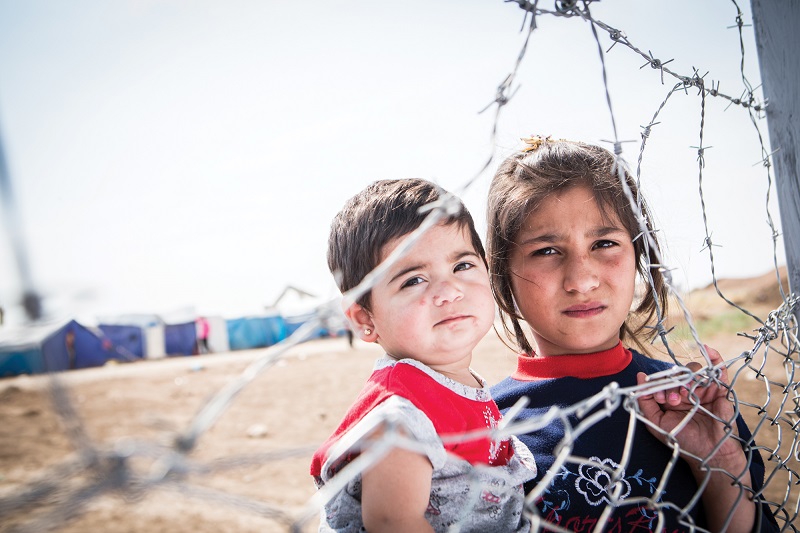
[[508, 184, 637, 356], [366, 222, 495, 368]]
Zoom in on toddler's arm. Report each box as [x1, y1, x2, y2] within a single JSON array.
[[636, 346, 757, 533], [361, 445, 435, 533]]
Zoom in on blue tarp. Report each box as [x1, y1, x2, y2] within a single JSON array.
[[98, 324, 145, 358], [283, 312, 330, 340], [0, 320, 123, 377], [0, 347, 44, 376], [226, 316, 287, 350], [164, 321, 197, 356]]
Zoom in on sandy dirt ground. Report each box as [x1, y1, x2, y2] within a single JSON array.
[[0, 270, 797, 532]]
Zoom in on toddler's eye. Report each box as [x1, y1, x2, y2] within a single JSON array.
[[454, 261, 474, 272], [400, 276, 425, 289]]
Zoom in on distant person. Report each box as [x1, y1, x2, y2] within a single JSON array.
[[196, 316, 212, 354], [310, 179, 536, 532], [65, 330, 76, 369], [345, 327, 354, 348]]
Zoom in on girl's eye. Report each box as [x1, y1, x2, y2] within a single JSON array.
[[531, 247, 557, 257], [454, 261, 474, 272], [594, 240, 617, 250], [400, 276, 425, 289]]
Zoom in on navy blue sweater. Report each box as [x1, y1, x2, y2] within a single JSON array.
[[491, 344, 779, 532]]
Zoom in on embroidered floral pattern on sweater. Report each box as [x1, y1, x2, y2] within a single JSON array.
[[575, 456, 631, 506], [541, 456, 662, 528]]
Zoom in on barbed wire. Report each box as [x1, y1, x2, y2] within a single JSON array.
[[1, 1, 798, 532]]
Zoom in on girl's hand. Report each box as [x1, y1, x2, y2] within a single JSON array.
[[636, 345, 756, 533], [636, 345, 745, 468]]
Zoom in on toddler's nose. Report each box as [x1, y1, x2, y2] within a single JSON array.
[[433, 280, 463, 306]]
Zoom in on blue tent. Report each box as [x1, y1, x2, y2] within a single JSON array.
[[0, 320, 126, 377], [0, 345, 42, 376], [164, 321, 197, 356], [283, 312, 331, 340], [98, 324, 145, 358], [226, 315, 287, 350], [97, 314, 165, 359]]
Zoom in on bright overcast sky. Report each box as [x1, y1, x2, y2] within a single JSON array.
[[0, 0, 786, 325]]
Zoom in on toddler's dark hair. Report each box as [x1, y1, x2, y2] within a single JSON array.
[[328, 179, 485, 310]]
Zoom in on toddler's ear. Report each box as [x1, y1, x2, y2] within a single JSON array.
[[344, 303, 378, 342]]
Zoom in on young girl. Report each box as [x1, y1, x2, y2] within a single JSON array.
[[486, 137, 779, 532], [310, 179, 536, 532]]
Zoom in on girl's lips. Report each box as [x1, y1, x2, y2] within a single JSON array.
[[562, 304, 605, 318]]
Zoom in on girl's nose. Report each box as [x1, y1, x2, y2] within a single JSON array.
[[433, 280, 463, 306], [563, 255, 600, 293]]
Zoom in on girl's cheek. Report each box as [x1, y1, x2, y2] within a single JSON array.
[[603, 255, 631, 272]]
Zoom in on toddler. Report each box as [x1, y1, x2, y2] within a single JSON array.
[[311, 179, 536, 532]]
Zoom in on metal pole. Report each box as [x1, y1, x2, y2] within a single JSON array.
[[750, 0, 800, 323]]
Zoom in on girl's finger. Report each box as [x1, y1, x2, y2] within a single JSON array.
[[685, 361, 702, 373], [704, 344, 723, 365], [636, 372, 665, 421], [666, 390, 682, 406], [703, 344, 729, 383]]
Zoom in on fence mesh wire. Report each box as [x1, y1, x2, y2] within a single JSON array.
[[1, 1, 798, 532]]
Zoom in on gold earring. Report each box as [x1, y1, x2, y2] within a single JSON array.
[[364, 328, 372, 336]]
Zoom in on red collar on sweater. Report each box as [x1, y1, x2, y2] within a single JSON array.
[[512, 341, 632, 381]]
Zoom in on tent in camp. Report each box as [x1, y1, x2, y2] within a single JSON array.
[[0, 319, 129, 377], [98, 314, 165, 359], [270, 286, 347, 341], [226, 314, 287, 350], [164, 320, 198, 356], [98, 324, 146, 359], [140, 309, 231, 356], [283, 311, 332, 339]]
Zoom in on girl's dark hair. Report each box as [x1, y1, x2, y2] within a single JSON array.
[[328, 179, 485, 310], [486, 138, 668, 355]]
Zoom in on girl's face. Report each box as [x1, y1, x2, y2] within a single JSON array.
[[509, 185, 637, 356]]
